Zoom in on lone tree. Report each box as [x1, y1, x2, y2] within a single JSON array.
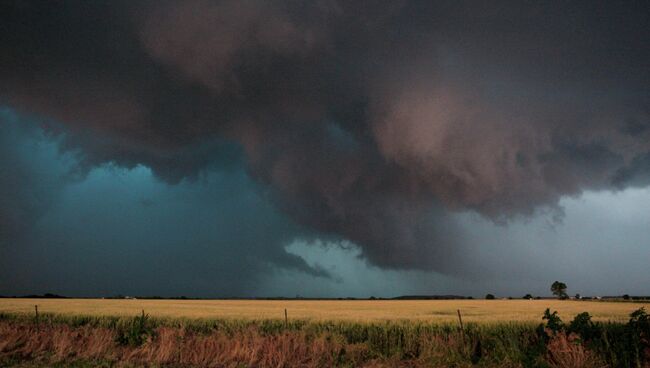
[[551, 281, 568, 299]]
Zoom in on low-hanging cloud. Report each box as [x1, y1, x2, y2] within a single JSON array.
[[1, 1, 649, 272]]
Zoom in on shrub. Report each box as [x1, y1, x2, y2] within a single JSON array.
[[115, 310, 155, 347], [627, 308, 650, 363], [541, 308, 564, 335], [567, 312, 602, 343]]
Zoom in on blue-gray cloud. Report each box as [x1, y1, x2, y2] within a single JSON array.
[[0, 111, 330, 296]]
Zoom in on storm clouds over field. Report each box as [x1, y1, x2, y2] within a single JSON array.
[[1, 1, 649, 297]]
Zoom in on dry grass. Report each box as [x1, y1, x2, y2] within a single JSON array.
[[2, 311, 649, 367], [0, 320, 440, 367], [545, 332, 606, 368], [0, 298, 645, 323]]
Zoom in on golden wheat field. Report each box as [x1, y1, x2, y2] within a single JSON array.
[[0, 298, 646, 323]]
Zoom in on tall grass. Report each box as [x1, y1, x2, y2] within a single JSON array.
[[1, 309, 648, 367]]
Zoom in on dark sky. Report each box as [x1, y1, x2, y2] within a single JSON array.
[[1, 1, 649, 297]]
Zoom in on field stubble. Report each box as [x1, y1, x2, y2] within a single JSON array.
[[0, 298, 645, 323]]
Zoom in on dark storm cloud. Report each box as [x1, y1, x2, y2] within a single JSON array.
[[613, 152, 650, 189], [1, 1, 649, 272], [0, 113, 331, 296]]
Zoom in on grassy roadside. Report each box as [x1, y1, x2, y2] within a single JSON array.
[[1, 308, 648, 367]]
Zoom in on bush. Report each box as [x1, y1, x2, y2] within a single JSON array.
[[567, 312, 601, 343], [540, 308, 564, 334], [115, 310, 155, 346], [537, 307, 650, 368], [628, 308, 650, 358], [485, 294, 495, 300]]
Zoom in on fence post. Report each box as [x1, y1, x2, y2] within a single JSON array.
[[457, 309, 465, 345], [35, 305, 39, 330], [284, 308, 288, 329]]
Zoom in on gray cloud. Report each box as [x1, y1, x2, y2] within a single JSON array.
[[0, 1, 649, 274]]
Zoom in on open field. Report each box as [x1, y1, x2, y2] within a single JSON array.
[[0, 298, 646, 323], [2, 299, 649, 367]]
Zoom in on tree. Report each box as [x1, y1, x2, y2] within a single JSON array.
[[551, 281, 568, 299], [485, 293, 495, 300], [523, 294, 533, 300]]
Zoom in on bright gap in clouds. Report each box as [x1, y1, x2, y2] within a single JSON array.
[[275, 189, 650, 298]]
